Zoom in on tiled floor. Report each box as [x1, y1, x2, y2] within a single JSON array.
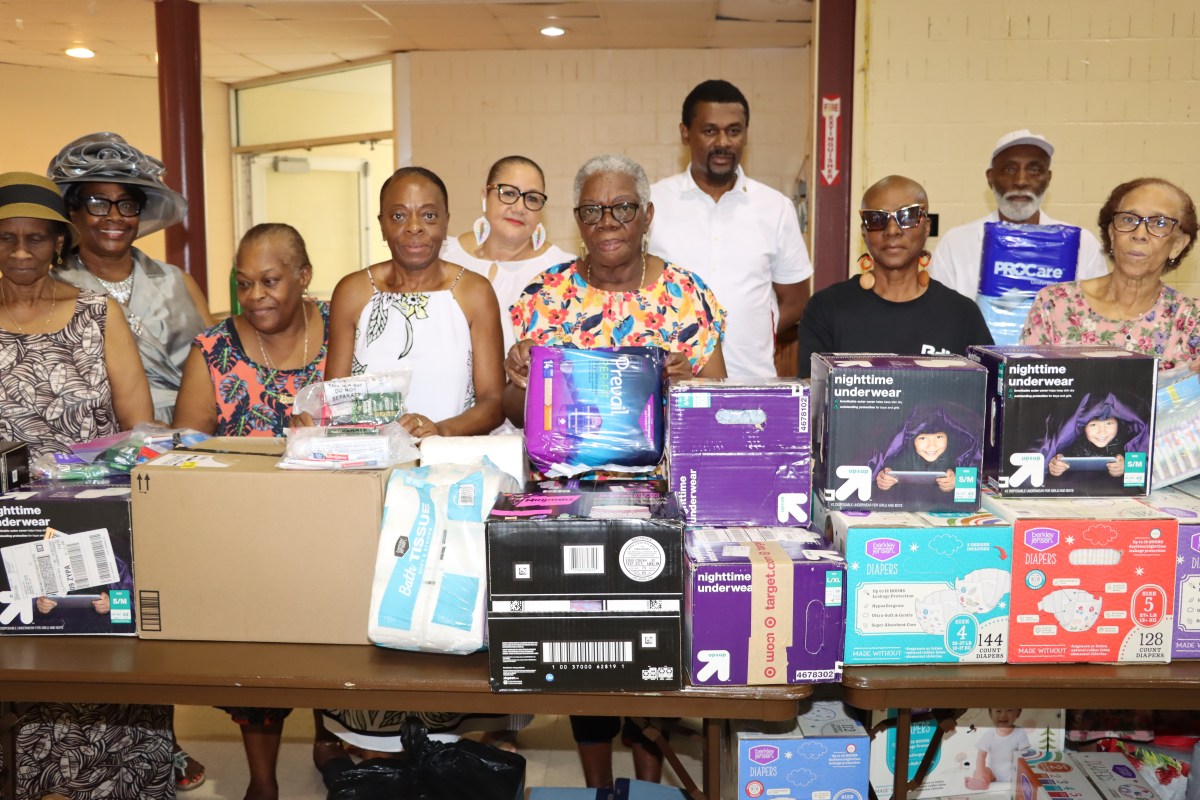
[[173, 707, 704, 799]]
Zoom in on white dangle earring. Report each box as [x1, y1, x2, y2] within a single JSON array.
[[473, 196, 490, 246], [531, 223, 546, 251]]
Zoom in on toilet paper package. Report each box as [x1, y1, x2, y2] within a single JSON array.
[[1135, 487, 1200, 659], [419, 434, 527, 485], [368, 461, 519, 654], [524, 346, 665, 478], [983, 494, 1177, 663]]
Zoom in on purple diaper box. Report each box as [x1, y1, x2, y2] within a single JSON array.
[[811, 354, 987, 513], [667, 378, 811, 526], [525, 346, 665, 478], [1138, 484, 1200, 659], [685, 527, 845, 685]]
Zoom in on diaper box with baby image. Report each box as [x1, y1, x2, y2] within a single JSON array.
[[684, 527, 845, 685], [725, 699, 870, 800], [1134, 485, 1200, 659], [983, 494, 1177, 663], [810, 354, 987, 513], [486, 486, 684, 692], [667, 378, 811, 526], [968, 346, 1158, 498], [1, 479, 135, 636], [820, 497, 1014, 664], [1017, 751, 1162, 800], [870, 708, 1065, 800]]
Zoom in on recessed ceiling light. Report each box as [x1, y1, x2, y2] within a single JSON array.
[[540, 25, 566, 37], [65, 47, 94, 59]]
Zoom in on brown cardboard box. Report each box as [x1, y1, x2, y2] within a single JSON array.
[[131, 443, 392, 645]]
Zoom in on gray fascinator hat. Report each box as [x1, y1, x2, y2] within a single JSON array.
[[47, 132, 188, 238]]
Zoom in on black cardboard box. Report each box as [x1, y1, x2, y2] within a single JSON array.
[[968, 345, 1158, 497], [486, 488, 684, 692], [0, 441, 29, 492], [810, 354, 987, 512], [0, 478, 135, 635]]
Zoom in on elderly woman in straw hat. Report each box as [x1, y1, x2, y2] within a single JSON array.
[[48, 132, 212, 423]]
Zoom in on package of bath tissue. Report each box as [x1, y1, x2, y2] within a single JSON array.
[[419, 434, 527, 485], [368, 461, 519, 654]]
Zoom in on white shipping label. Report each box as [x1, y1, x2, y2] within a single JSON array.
[[0, 528, 118, 601]]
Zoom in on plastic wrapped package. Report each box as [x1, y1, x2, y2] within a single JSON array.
[[524, 345, 666, 477], [977, 222, 1081, 345], [32, 424, 209, 480], [1153, 367, 1200, 489], [278, 423, 419, 470], [293, 368, 412, 426], [368, 461, 519, 653]]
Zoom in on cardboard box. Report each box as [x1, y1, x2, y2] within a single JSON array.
[[984, 494, 1177, 663], [131, 445, 393, 644], [824, 498, 1014, 664], [870, 708, 1065, 800], [725, 700, 870, 800], [1, 479, 136, 635], [685, 527, 844, 685], [667, 378, 811, 526], [1016, 751, 1160, 800], [968, 346, 1158, 497], [529, 781, 685, 800], [486, 488, 684, 692], [1135, 488, 1200, 659], [810, 354, 986, 513], [0, 440, 30, 492]]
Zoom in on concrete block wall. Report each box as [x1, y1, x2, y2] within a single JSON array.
[[407, 48, 811, 256], [854, 0, 1200, 294]]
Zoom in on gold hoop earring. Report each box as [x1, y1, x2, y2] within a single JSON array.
[[857, 253, 875, 290]]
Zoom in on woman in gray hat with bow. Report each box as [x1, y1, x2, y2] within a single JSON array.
[[48, 132, 213, 424]]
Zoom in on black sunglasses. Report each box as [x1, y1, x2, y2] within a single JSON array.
[[860, 204, 926, 232]]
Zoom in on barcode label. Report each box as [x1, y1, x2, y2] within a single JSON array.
[[36, 554, 61, 595], [138, 590, 162, 631], [91, 533, 113, 584], [563, 545, 604, 574], [542, 640, 633, 664], [65, 541, 87, 590], [456, 483, 475, 507]]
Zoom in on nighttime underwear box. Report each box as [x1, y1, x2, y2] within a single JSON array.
[[810, 354, 986, 513], [685, 527, 844, 685], [667, 378, 811, 526], [968, 346, 1158, 498], [820, 496, 1014, 665], [486, 487, 684, 692], [725, 700, 870, 800], [983, 494, 1177, 663], [131, 437, 396, 645], [869, 708, 1065, 800], [1, 477, 135, 635]]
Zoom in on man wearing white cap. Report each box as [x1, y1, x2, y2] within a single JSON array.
[[929, 129, 1107, 300]]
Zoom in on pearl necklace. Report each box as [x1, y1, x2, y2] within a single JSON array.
[[254, 303, 311, 404], [0, 279, 56, 334]]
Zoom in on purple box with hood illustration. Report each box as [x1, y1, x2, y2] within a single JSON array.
[[685, 527, 844, 685], [667, 378, 811, 526]]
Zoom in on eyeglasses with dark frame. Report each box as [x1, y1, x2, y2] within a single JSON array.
[[860, 204, 926, 232], [574, 202, 640, 226], [488, 183, 547, 211], [84, 196, 142, 218], [1111, 211, 1179, 238]]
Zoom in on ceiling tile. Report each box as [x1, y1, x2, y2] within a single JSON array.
[[717, 0, 812, 23], [496, 15, 608, 36], [279, 19, 396, 38], [246, 2, 385, 21], [599, 1, 715, 21], [485, 2, 601, 18], [245, 51, 350, 71]]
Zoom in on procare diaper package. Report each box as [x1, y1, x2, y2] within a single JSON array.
[[524, 345, 665, 478], [977, 222, 1081, 345], [368, 461, 519, 654]]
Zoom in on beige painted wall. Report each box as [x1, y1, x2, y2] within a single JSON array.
[[0, 62, 233, 307], [852, 0, 1200, 294], [406, 48, 812, 255]]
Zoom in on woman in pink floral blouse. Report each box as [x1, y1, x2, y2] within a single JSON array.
[[1020, 178, 1199, 370]]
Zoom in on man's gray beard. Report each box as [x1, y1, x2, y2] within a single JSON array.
[[995, 189, 1043, 222]]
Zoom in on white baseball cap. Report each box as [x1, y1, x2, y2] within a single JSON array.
[[991, 129, 1054, 161]]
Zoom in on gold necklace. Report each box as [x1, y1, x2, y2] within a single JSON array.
[[0, 279, 56, 335], [585, 251, 647, 291], [255, 302, 311, 374]]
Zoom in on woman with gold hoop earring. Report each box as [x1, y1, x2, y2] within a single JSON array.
[[796, 175, 992, 378], [442, 156, 574, 364]]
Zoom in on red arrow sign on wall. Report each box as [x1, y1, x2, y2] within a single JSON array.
[[820, 95, 842, 186]]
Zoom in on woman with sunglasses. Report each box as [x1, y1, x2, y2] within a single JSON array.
[[48, 132, 214, 424], [797, 175, 992, 378], [1021, 178, 1200, 371], [443, 155, 574, 360]]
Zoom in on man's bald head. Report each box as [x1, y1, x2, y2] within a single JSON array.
[[862, 175, 928, 209]]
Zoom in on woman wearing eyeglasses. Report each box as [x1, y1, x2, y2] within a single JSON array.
[[443, 156, 574, 358], [48, 132, 214, 424], [1021, 178, 1200, 371], [796, 175, 992, 378]]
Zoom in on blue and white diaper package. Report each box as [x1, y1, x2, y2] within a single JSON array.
[[978, 223, 1081, 345]]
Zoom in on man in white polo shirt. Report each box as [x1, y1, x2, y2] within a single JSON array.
[[930, 129, 1107, 301], [649, 79, 812, 379]]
